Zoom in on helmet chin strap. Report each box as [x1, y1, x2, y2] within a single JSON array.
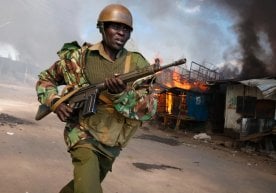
[[98, 22, 111, 50]]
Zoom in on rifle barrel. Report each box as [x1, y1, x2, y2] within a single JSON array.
[[155, 58, 186, 72]]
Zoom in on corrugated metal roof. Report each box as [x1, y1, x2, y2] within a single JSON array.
[[239, 79, 276, 99]]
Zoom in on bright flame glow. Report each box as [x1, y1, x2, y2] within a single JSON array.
[[166, 92, 173, 114], [163, 70, 208, 92]]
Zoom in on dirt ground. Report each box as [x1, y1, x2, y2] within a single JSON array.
[[0, 83, 276, 193]]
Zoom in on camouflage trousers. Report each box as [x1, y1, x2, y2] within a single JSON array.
[[59, 147, 115, 193]]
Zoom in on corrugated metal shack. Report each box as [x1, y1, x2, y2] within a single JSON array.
[[207, 78, 276, 151], [156, 87, 209, 130], [155, 61, 220, 130], [153, 59, 276, 152]]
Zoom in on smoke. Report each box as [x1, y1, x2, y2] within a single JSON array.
[[0, 0, 83, 67], [4, 0, 274, 83], [0, 0, 230, 69], [214, 0, 276, 79]]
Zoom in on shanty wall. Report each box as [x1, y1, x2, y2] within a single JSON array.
[[186, 92, 208, 121], [224, 84, 275, 133], [157, 91, 209, 122]]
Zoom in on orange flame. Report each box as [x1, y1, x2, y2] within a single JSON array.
[[166, 92, 173, 114], [162, 70, 208, 92]]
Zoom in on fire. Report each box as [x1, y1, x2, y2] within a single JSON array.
[[165, 80, 192, 90], [162, 70, 208, 92], [166, 92, 173, 114], [156, 66, 211, 115], [192, 81, 209, 92], [162, 92, 187, 115]]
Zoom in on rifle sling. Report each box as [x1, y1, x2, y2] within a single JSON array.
[[51, 87, 113, 111], [51, 87, 81, 112], [98, 94, 112, 105], [124, 52, 131, 73]]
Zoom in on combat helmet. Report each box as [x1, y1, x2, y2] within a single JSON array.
[[97, 4, 133, 30]]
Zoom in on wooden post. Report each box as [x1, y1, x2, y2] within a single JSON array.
[[175, 92, 186, 130]]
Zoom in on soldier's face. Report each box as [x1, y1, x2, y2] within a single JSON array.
[[103, 22, 131, 51]]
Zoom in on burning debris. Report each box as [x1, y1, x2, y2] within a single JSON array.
[[153, 61, 215, 129]]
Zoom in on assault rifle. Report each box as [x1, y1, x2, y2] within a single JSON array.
[[35, 58, 186, 120]]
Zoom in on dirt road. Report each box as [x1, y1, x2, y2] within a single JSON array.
[[0, 84, 275, 193]]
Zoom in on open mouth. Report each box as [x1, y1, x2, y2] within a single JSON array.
[[115, 38, 124, 46]]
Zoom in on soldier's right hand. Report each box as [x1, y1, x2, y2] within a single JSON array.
[[105, 77, 127, 94], [54, 103, 73, 122]]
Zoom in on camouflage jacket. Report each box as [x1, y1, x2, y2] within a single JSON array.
[[36, 41, 157, 155]]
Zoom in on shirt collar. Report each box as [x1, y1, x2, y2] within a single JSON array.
[[88, 41, 127, 62]]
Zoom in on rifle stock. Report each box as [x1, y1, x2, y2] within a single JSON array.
[[35, 58, 186, 120]]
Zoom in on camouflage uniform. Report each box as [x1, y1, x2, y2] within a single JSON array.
[[36, 41, 157, 193]]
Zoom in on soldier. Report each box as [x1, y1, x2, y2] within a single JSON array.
[[36, 4, 157, 193]]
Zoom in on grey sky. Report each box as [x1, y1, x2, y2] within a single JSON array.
[[1, 0, 266, 78]]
